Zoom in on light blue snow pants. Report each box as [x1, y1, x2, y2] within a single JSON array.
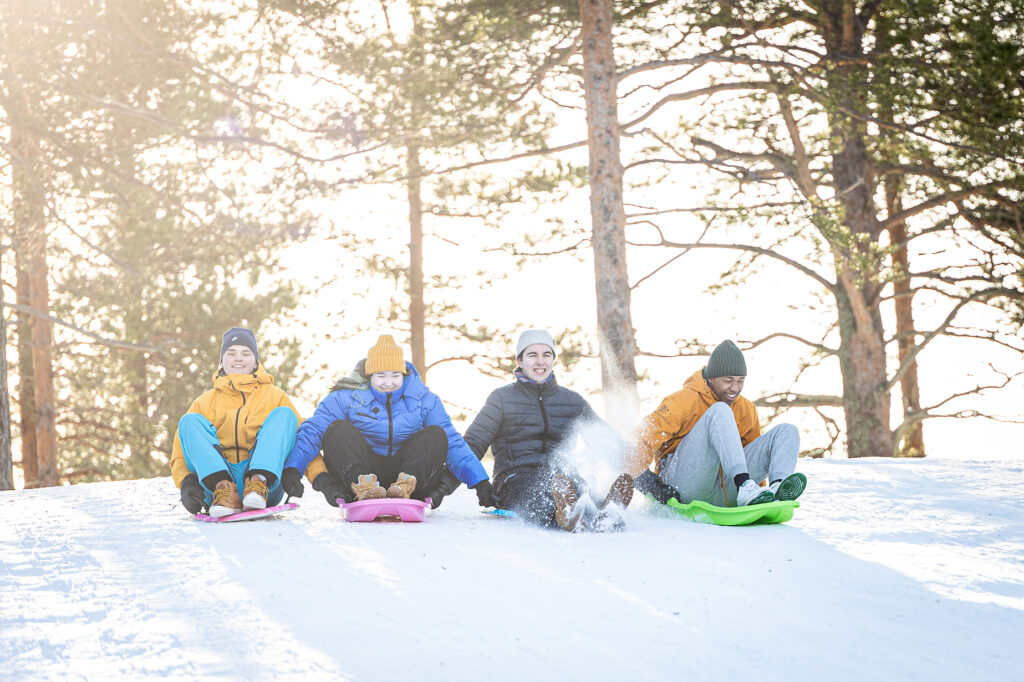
[[177, 406, 297, 507], [659, 402, 799, 507]]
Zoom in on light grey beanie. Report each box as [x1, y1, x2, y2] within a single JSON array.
[[515, 329, 557, 358]]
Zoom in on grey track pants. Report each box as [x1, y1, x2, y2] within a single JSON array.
[[659, 402, 799, 507]]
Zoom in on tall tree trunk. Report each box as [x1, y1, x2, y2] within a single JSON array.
[[26, 241, 57, 485], [10, 98, 58, 486], [834, 276, 891, 458], [579, 0, 638, 408], [112, 109, 155, 472], [886, 178, 925, 457], [826, 2, 892, 458], [406, 4, 427, 378], [124, 305, 153, 470], [15, 261, 38, 486], [407, 143, 426, 377], [0, 266, 14, 491], [873, 6, 923, 457]]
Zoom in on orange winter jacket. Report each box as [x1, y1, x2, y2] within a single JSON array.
[[169, 366, 304, 488], [630, 370, 760, 475]]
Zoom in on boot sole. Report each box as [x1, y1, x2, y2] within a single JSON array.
[[601, 474, 634, 510], [774, 472, 807, 501], [552, 473, 583, 532], [209, 505, 243, 518]]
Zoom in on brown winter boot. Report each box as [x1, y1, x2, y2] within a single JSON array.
[[600, 473, 634, 511], [552, 472, 584, 532], [351, 474, 387, 501], [386, 473, 417, 499], [210, 480, 243, 518], [242, 475, 269, 511], [593, 473, 634, 532]]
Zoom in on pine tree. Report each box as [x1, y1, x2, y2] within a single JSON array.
[[1, 0, 312, 481], [602, 0, 1024, 457], [268, 0, 576, 380]]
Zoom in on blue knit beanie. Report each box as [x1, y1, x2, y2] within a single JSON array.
[[221, 327, 259, 366]]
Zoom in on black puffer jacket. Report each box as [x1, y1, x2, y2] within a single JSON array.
[[465, 374, 597, 486]]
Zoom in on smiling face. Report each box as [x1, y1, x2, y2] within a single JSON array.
[[221, 344, 257, 375], [517, 343, 555, 383], [370, 371, 405, 393], [706, 375, 745, 405]]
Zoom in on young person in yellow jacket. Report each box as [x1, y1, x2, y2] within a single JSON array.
[[630, 340, 806, 508], [169, 327, 303, 517]]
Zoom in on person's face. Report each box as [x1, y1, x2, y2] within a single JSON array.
[[370, 371, 405, 393], [707, 375, 745, 405], [221, 345, 256, 375], [517, 344, 555, 383]]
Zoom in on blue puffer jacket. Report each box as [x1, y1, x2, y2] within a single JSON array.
[[284, 361, 488, 486]]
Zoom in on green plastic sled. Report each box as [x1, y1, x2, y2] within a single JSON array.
[[663, 497, 799, 526]]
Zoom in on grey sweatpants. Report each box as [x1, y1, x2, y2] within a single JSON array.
[[659, 402, 799, 507]]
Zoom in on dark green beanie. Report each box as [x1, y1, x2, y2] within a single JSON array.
[[702, 340, 746, 379]]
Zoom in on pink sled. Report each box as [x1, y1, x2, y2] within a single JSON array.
[[338, 497, 431, 522], [193, 502, 299, 523]]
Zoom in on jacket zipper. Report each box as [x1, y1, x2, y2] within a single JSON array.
[[386, 393, 394, 456], [538, 388, 550, 453], [233, 384, 246, 462]]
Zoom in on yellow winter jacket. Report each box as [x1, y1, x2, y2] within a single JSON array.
[[630, 370, 761, 475], [169, 366, 305, 488]]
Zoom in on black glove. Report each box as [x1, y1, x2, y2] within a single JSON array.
[[424, 469, 462, 509], [472, 479, 501, 508], [313, 473, 349, 507], [179, 473, 205, 514], [281, 467, 304, 498], [633, 470, 678, 505]]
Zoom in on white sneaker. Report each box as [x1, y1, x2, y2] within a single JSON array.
[[736, 479, 774, 507], [769, 472, 807, 501]]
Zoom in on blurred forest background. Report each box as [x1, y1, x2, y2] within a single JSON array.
[[2, 0, 1023, 489]]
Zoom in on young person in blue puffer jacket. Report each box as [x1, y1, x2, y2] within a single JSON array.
[[279, 335, 499, 509]]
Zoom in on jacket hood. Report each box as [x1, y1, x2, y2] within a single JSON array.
[[682, 369, 716, 405], [330, 359, 369, 392]]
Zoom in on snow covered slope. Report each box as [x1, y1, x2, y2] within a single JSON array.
[[2, 458, 1022, 681]]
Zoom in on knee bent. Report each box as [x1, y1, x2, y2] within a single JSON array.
[[705, 401, 733, 418], [772, 423, 800, 446], [178, 413, 213, 432], [324, 419, 359, 439], [421, 424, 447, 446], [266, 406, 298, 429]]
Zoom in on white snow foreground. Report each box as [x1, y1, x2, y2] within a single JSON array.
[[2, 458, 1022, 681]]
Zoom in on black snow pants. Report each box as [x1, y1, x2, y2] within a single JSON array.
[[321, 419, 448, 503], [496, 464, 588, 528]]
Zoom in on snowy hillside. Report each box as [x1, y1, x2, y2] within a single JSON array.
[[2, 458, 1023, 681]]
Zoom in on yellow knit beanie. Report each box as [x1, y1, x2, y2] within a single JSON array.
[[365, 335, 407, 375]]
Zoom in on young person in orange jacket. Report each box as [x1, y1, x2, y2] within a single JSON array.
[[631, 340, 806, 508], [170, 327, 302, 517]]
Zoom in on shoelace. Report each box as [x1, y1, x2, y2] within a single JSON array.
[[244, 478, 268, 498], [212, 487, 238, 506]]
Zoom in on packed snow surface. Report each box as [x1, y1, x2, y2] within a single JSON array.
[[2, 458, 1023, 681]]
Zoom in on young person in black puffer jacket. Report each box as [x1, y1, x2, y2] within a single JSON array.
[[464, 329, 633, 532]]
